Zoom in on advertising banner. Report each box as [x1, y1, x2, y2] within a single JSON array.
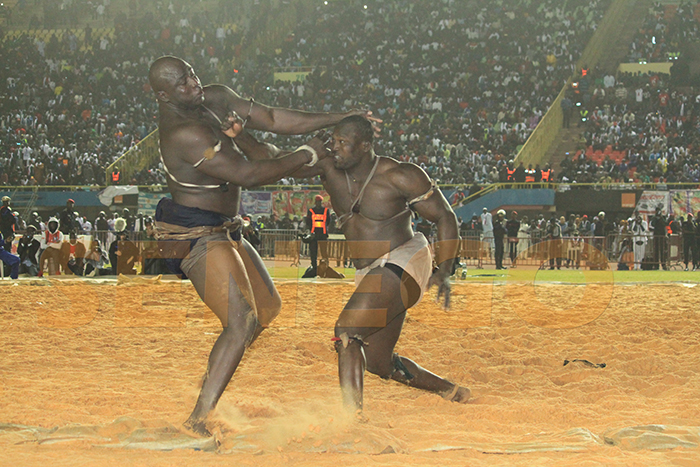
[[272, 190, 329, 219], [240, 191, 273, 216], [636, 191, 670, 218], [670, 190, 700, 218]]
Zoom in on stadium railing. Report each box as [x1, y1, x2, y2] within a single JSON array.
[[606, 232, 686, 270], [104, 129, 161, 185]]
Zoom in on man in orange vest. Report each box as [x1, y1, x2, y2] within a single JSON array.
[[525, 164, 536, 182], [541, 164, 553, 182], [304, 194, 330, 277], [506, 161, 515, 182]]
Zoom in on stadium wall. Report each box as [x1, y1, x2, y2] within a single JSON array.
[[455, 189, 556, 220]]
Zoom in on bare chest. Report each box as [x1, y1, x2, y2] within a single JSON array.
[[323, 170, 407, 222]]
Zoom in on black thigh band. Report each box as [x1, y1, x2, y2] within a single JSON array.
[[382, 262, 421, 309], [383, 262, 405, 281]]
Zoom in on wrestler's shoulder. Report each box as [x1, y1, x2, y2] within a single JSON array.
[[382, 158, 430, 183], [203, 84, 237, 98]]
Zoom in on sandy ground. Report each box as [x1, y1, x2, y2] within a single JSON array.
[[0, 277, 699, 466]]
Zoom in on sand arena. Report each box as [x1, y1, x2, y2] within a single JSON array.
[[1, 276, 699, 466]]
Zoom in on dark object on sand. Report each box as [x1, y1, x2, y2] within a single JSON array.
[[563, 359, 606, 368]]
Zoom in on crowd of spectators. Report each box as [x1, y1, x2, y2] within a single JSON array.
[[9, 0, 699, 192], [558, 8, 700, 185], [0, 0, 293, 186], [4, 195, 698, 276], [246, 0, 609, 186], [625, 1, 700, 64], [1, 0, 611, 187]]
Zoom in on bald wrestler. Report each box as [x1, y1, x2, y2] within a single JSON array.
[[293, 115, 470, 416], [148, 56, 371, 436]]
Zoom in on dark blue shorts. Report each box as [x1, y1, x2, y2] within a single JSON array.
[[154, 198, 241, 278]]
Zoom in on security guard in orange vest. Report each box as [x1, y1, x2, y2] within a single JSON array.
[[541, 164, 553, 182], [525, 164, 536, 182], [506, 161, 515, 182], [304, 194, 330, 277]]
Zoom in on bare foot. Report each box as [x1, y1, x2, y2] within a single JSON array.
[[182, 418, 212, 438], [442, 384, 471, 403]]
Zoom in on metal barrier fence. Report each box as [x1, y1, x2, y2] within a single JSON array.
[[259, 229, 304, 263], [456, 231, 613, 270], [3, 228, 695, 279]]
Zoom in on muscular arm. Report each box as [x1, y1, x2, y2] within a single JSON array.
[[172, 124, 315, 188], [233, 131, 283, 161], [393, 163, 459, 285], [207, 84, 366, 135]]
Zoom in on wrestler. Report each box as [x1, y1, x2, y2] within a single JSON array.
[[148, 56, 371, 436], [294, 115, 470, 415]]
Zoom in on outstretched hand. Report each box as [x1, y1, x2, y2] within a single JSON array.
[[220, 110, 246, 138], [428, 269, 451, 309], [347, 109, 383, 137]]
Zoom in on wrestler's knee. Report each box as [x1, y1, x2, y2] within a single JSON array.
[[223, 306, 259, 344], [365, 358, 394, 379], [333, 331, 366, 359], [257, 290, 282, 327], [369, 353, 414, 381], [363, 346, 396, 378]]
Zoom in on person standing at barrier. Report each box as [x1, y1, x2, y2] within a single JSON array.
[[291, 115, 469, 416], [481, 207, 493, 258], [148, 56, 376, 437], [547, 216, 563, 270], [631, 212, 648, 271], [94, 211, 110, 247], [109, 220, 140, 275], [682, 213, 696, 271], [505, 210, 520, 268], [517, 215, 531, 258], [651, 206, 667, 270], [591, 211, 609, 268], [1, 196, 16, 253], [493, 210, 507, 270], [59, 199, 77, 235], [303, 194, 330, 278]]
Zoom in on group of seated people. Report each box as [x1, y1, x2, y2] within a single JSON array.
[[5, 0, 698, 191], [625, 1, 699, 64], [558, 70, 700, 184], [4, 207, 327, 278], [0, 0, 278, 187], [3, 216, 164, 278]]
